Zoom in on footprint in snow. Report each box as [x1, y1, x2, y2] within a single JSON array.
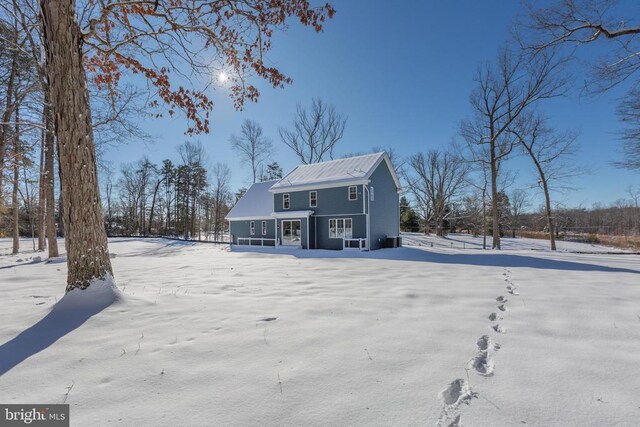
[[492, 324, 506, 334], [476, 335, 500, 351], [439, 378, 476, 407], [470, 350, 495, 376], [496, 296, 508, 303], [437, 379, 476, 426], [488, 312, 500, 321], [497, 304, 507, 312]]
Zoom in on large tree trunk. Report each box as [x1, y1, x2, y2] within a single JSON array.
[[542, 180, 557, 251], [44, 98, 59, 258], [12, 111, 20, 255], [41, 0, 113, 291], [12, 160, 19, 254], [521, 142, 557, 251], [0, 41, 18, 198], [37, 124, 46, 251], [490, 141, 501, 249]]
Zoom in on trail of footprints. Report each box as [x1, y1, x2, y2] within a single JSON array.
[[436, 268, 520, 426]]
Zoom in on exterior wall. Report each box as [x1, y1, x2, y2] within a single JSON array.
[[273, 185, 364, 215], [367, 161, 400, 250], [314, 214, 367, 250], [232, 158, 399, 250], [229, 219, 276, 245], [276, 217, 309, 249]]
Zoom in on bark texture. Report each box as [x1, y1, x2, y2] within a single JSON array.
[[12, 112, 20, 255], [44, 97, 59, 257], [0, 39, 18, 197], [37, 120, 46, 251], [41, 0, 112, 290]]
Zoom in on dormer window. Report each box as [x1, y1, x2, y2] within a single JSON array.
[[283, 193, 290, 209], [309, 191, 317, 207], [348, 186, 357, 201]]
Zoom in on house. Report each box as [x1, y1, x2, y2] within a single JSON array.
[[226, 152, 402, 250]]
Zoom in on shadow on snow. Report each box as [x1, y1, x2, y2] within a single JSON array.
[[0, 281, 118, 377], [231, 245, 640, 274]]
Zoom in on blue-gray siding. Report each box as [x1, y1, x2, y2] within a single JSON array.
[[229, 219, 276, 245], [273, 185, 364, 215], [368, 161, 400, 249], [314, 214, 367, 250]]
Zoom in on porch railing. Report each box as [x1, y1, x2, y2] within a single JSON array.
[[236, 237, 277, 247], [343, 238, 367, 250]]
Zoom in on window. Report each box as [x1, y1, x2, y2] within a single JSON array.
[[261, 221, 267, 236], [329, 218, 353, 239], [348, 186, 358, 201], [250, 221, 255, 235], [309, 191, 317, 207], [283, 193, 290, 209]]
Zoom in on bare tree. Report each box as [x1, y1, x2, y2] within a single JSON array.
[[230, 120, 273, 184], [279, 98, 347, 164], [509, 113, 581, 250], [460, 47, 567, 249], [627, 184, 640, 208], [35, 0, 335, 292], [521, 0, 640, 170], [403, 149, 467, 237], [509, 189, 530, 237], [210, 162, 231, 241]]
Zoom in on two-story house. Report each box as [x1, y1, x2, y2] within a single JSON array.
[[226, 152, 401, 250]]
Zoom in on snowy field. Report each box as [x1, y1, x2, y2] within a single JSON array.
[[1, 235, 639, 426]]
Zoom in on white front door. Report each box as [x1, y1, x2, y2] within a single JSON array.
[[282, 220, 301, 246]]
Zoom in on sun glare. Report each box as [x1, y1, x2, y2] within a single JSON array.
[[217, 71, 229, 84]]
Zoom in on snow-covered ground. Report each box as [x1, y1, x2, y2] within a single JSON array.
[[1, 236, 639, 426], [401, 232, 635, 253]]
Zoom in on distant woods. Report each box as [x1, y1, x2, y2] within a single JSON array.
[[104, 142, 232, 241]]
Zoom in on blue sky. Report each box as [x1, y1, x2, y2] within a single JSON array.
[[102, 1, 639, 209]]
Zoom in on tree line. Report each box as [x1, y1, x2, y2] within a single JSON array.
[[2, 0, 640, 294]]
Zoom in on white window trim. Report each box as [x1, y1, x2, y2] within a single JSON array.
[[250, 221, 255, 235], [348, 186, 358, 201], [283, 193, 290, 209], [309, 191, 317, 208], [329, 217, 353, 239], [261, 220, 267, 236]]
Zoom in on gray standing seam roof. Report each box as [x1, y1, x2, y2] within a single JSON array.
[[225, 180, 277, 220]]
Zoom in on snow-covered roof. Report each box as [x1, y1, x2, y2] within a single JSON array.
[[226, 180, 277, 220], [270, 152, 400, 193]]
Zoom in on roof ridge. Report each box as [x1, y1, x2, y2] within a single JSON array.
[[296, 152, 384, 168]]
